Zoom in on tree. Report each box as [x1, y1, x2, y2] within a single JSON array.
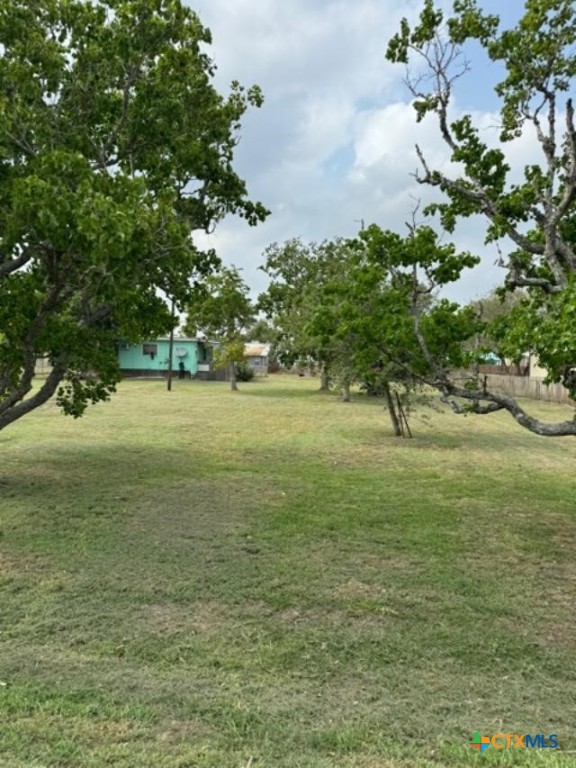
[[184, 266, 255, 391], [386, 0, 576, 436], [302, 237, 408, 420], [259, 239, 352, 390], [245, 318, 277, 344], [0, 0, 267, 430]]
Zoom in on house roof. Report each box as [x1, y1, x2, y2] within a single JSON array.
[[245, 342, 271, 357]]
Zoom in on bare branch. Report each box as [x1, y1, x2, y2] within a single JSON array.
[[505, 272, 562, 294], [5, 130, 36, 158], [406, 36, 469, 154], [439, 392, 505, 416], [438, 380, 576, 436], [552, 99, 576, 227]]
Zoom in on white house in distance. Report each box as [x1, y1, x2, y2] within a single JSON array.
[[244, 342, 270, 376], [528, 355, 549, 380]]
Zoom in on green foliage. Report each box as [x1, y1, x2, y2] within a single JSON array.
[[235, 361, 255, 382], [333, 226, 481, 383], [259, 238, 352, 372], [185, 267, 255, 341], [386, 0, 576, 435], [245, 317, 277, 343], [260, 227, 481, 434], [387, 0, 576, 246], [0, 0, 267, 429], [492, 281, 576, 393]]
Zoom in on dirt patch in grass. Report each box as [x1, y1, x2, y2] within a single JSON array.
[[0, 551, 46, 574], [275, 605, 395, 631], [136, 601, 229, 638], [155, 716, 217, 744], [332, 578, 386, 600]]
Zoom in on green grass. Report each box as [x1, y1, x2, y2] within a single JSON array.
[[1, 375, 575, 767]]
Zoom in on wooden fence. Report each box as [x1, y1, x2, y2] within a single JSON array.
[[478, 373, 573, 405]]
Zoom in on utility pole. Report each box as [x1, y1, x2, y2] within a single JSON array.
[[167, 298, 175, 392]]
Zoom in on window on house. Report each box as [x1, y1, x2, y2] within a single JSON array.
[[143, 343, 158, 356]]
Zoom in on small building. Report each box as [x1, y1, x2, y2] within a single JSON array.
[[34, 357, 53, 377], [528, 354, 549, 380], [117, 336, 213, 378], [244, 342, 271, 376]]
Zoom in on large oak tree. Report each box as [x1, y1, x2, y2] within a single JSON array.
[[0, 0, 267, 430]]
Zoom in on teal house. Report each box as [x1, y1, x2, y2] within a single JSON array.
[[117, 337, 214, 378]]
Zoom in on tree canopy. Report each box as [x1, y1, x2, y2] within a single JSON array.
[[0, 0, 267, 429], [259, 229, 478, 433], [259, 239, 353, 388], [386, 0, 576, 436]]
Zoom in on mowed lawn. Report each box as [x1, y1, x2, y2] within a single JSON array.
[[1, 375, 575, 768]]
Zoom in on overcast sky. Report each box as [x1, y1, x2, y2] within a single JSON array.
[[188, 0, 531, 303]]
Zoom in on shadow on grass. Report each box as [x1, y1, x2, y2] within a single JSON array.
[[239, 381, 333, 399], [2, 442, 195, 494]]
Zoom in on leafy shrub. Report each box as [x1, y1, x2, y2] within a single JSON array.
[[236, 362, 255, 382]]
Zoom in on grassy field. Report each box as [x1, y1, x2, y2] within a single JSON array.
[[1, 375, 575, 767]]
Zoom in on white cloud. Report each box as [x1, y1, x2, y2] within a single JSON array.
[[186, 0, 548, 304]]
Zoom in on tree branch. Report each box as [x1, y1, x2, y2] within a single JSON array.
[[552, 99, 576, 226], [0, 362, 67, 431], [438, 379, 576, 436], [0, 283, 68, 416]]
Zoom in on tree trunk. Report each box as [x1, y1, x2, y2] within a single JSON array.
[[0, 363, 67, 431], [383, 382, 402, 437], [229, 360, 238, 391], [342, 382, 351, 402], [320, 363, 330, 391]]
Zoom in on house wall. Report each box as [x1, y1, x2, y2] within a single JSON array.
[[118, 339, 199, 377], [246, 355, 268, 376]]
